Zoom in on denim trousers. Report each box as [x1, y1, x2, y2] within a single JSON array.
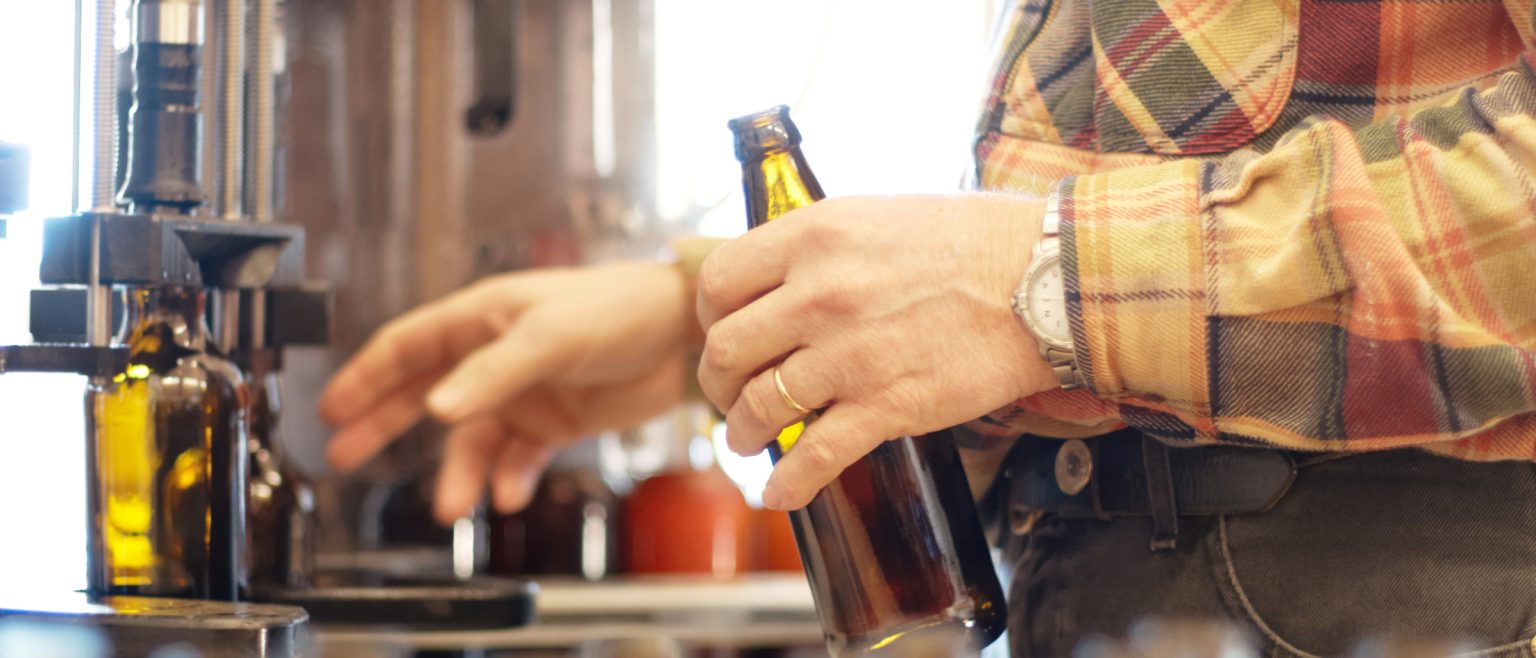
[[998, 444, 1536, 657]]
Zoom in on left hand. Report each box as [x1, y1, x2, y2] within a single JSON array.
[[695, 193, 1059, 510]]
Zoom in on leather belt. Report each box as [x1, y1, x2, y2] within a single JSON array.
[[1006, 429, 1298, 547]]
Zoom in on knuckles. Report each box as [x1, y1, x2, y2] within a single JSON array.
[[735, 379, 779, 436], [695, 253, 730, 321], [700, 324, 745, 376], [792, 435, 840, 476]]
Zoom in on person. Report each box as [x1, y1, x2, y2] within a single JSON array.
[[320, 1, 1536, 655]]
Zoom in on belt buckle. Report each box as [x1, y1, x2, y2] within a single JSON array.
[[1054, 439, 1093, 496]]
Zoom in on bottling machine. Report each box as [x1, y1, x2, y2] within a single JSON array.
[[0, 1, 327, 654]]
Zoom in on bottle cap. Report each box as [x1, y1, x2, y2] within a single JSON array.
[[728, 105, 801, 162]]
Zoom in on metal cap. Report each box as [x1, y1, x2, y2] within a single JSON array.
[[728, 105, 802, 162]]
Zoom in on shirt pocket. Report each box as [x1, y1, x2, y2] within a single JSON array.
[[999, 0, 1300, 156]]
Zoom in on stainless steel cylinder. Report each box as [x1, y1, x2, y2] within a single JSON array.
[[91, 0, 118, 213], [246, 0, 275, 224], [136, 0, 205, 46], [88, 0, 118, 347], [217, 0, 243, 219]]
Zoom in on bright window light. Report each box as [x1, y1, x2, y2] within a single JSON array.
[[0, 0, 92, 596], [654, 0, 1000, 237]]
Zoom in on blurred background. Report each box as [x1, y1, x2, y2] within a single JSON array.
[[0, 0, 1005, 654]]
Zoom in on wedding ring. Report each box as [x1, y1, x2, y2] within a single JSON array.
[[773, 365, 812, 415]]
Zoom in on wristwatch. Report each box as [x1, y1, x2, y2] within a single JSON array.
[[1013, 190, 1081, 389]]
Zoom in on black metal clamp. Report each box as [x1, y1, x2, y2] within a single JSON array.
[[3, 212, 332, 377]]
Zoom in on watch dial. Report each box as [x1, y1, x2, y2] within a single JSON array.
[[1027, 258, 1071, 343]]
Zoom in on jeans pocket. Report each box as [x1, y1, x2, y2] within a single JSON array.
[[1209, 511, 1536, 658]]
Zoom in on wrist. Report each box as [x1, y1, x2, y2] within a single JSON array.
[[670, 236, 725, 351], [976, 194, 1056, 398]]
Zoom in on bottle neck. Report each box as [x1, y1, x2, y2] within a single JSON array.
[[741, 147, 824, 227], [121, 286, 210, 355]]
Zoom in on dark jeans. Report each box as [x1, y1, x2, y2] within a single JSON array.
[[998, 446, 1536, 657]]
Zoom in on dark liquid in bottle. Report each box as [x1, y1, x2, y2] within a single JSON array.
[[247, 361, 316, 590], [489, 468, 619, 579], [773, 433, 1004, 654]]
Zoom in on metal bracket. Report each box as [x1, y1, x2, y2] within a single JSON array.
[[39, 212, 307, 289], [26, 286, 331, 349], [0, 345, 129, 377]]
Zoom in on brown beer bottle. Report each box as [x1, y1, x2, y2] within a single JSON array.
[[727, 106, 1006, 655], [87, 286, 249, 600], [246, 354, 316, 589]]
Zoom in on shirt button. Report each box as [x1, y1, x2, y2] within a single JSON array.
[[1054, 439, 1093, 496]]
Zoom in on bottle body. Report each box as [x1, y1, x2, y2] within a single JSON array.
[[489, 466, 620, 580], [778, 434, 1004, 654], [623, 465, 751, 578], [247, 357, 316, 590], [730, 106, 1006, 655], [621, 407, 752, 578], [87, 286, 248, 600]]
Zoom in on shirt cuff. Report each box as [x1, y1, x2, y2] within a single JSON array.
[[669, 236, 728, 403], [1059, 159, 1210, 409]]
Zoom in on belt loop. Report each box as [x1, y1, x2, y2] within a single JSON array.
[[1141, 436, 1179, 552]]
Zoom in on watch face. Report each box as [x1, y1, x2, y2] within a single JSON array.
[[1025, 256, 1072, 344]]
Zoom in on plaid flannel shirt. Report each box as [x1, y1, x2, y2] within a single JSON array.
[[969, 0, 1536, 460]]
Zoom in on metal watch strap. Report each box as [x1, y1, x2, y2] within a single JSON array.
[[1044, 346, 1080, 390], [1038, 190, 1081, 390]]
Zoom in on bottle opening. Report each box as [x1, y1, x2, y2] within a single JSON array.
[[728, 105, 801, 162]]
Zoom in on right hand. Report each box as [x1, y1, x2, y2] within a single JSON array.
[[319, 261, 692, 523]]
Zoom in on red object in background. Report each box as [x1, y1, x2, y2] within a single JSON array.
[[622, 467, 752, 578], [753, 508, 802, 573]]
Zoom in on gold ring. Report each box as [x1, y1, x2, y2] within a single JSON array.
[[773, 365, 812, 415]]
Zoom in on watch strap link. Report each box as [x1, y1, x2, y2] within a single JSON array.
[[1037, 187, 1079, 390], [1044, 346, 1081, 390]]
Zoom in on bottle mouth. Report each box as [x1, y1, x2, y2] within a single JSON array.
[[728, 105, 801, 161]]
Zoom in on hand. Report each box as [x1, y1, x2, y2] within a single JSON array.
[[695, 194, 1058, 510], [320, 261, 691, 523]]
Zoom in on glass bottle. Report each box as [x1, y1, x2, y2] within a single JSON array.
[[621, 406, 752, 578], [728, 106, 1006, 655], [87, 286, 249, 600], [246, 352, 316, 590], [488, 441, 621, 581]]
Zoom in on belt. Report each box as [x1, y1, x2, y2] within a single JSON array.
[[1005, 429, 1297, 551]]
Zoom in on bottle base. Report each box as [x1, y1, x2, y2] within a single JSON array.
[[825, 612, 1003, 657]]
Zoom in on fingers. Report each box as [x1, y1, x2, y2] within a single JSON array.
[[569, 355, 689, 432], [695, 215, 804, 329], [319, 282, 511, 426], [426, 308, 579, 423], [432, 417, 505, 524], [724, 348, 839, 456], [696, 287, 813, 413], [325, 368, 448, 472], [761, 402, 895, 510], [490, 439, 555, 514]]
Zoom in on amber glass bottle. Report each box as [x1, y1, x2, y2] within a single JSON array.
[[489, 446, 621, 580], [246, 353, 316, 590], [728, 106, 1006, 655], [87, 286, 249, 600]]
